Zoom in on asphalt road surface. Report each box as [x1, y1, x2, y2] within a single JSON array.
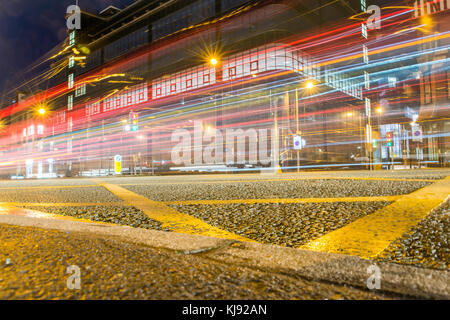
[[1, 169, 449, 299]]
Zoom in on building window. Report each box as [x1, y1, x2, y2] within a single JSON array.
[[68, 117, 73, 132], [362, 24, 368, 39], [75, 83, 86, 97], [229, 67, 236, 77], [69, 56, 75, 68], [203, 74, 210, 83], [156, 88, 162, 96], [67, 95, 73, 110], [68, 74, 74, 89], [28, 125, 35, 136], [363, 45, 369, 64], [69, 31, 75, 46], [23, 128, 27, 137], [250, 61, 258, 72], [37, 125, 44, 135], [186, 79, 192, 88], [364, 71, 370, 90], [170, 83, 177, 92]]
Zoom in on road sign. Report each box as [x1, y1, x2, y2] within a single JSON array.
[[412, 124, 422, 142], [293, 135, 303, 150], [114, 154, 122, 174]]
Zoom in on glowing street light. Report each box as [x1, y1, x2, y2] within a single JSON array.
[[210, 58, 218, 66], [376, 107, 383, 114], [305, 81, 314, 89], [38, 108, 46, 115]]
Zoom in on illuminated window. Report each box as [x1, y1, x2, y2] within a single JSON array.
[[68, 74, 74, 89], [388, 77, 397, 88], [115, 97, 121, 107], [364, 71, 370, 89], [28, 125, 35, 136], [69, 56, 75, 68], [365, 98, 371, 116], [250, 61, 258, 72], [229, 67, 236, 77], [37, 125, 44, 135], [186, 79, 192, 88], [57, 111, 66, 124], [67, 95, 73, 110], [203, 74, 210, 83], [170, 83, 176, 92], [156, 88, 162, 96], [23, 128, 27, 137], [363, 45, 369, 64], [69, 31, 76, 46], [75, 83, 86, 97], [361, 0, 367, 11], [362, 24, 368, 39], [68, 117, 73, 132]]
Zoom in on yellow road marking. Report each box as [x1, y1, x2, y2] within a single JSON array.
[[0, 204, 113, 226], [301, 177, 450, 259], [0, 184, 98, 190], [0, 196, 399, 208], [0, 202, 124, 207], [95, 181, 252, 242], [164, 196, 400, 206]]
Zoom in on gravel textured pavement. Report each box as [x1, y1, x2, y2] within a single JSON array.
[[1, 170, 448, 274], [123, 179, 430, 201], [170, 202, 391, 247], [0, 186, 121, 203], [377, 200, 450, 270], [0, 224, 397, 300], [21, 205, 166, 231]]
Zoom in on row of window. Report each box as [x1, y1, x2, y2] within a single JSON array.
[[22, 125, 45, 137], [151, 44, 321, 99], [323, 67, 363, 100], [104, 27, 148, 62], [152, 0, 215, 41], [103, 83, 149, 113]]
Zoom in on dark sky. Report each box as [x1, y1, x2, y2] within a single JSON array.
[[0, 0, 133, 101]]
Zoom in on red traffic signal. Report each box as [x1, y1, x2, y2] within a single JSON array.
[[386, 132, 393, 139]]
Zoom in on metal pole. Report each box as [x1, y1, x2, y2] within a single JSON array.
[[270, 90, 280, 173], [295, 88, 300, 173]]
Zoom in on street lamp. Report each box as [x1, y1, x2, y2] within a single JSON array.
[[305, 81, 314, 89], [210, 58, 218, 66]]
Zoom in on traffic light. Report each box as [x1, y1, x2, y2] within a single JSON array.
[[129, 112, 139, 131], [386, 132, 393, 147]]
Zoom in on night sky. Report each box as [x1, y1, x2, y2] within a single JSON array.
[[0, 0, 133, 102]]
